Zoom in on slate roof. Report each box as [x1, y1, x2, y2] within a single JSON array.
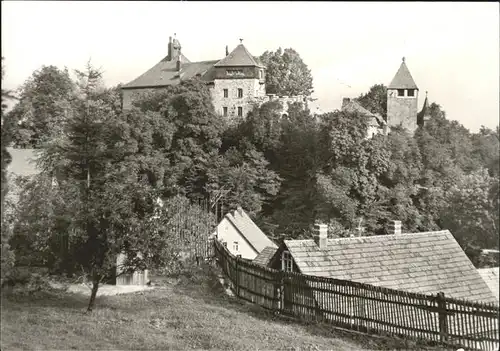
[[122, 43, 265, 89], [6, 148, 40, 177], [214, 44, 264, 68], [341, 98, 386, 127], [388, 59, 419, 90], [253, 246, 279, 266], [225, 207, 277, 254], [122, 55, 218, 89], [284, 230, 497, 303], [478, 267, 499, 300]]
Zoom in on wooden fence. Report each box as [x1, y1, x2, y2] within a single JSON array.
[[213, 239, 500, 351]]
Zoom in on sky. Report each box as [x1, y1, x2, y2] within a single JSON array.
[[2, 1, 499, 132]]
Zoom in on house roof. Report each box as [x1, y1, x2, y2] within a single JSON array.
[[478, 267, 499, 300], [253, 246, 279, 266], [283, 230, 497, 303], [341, 98, 385, 127], [224, 207, 277, 254], [214, 44, 264, 68], [122, 55, 218, 89], [388, 58, 418, 90], [6, 148, 40, 177]]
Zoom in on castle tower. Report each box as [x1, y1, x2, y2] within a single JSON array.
[[387, 57, 419, 132], [211, 39, 266, 119], [417, 91, 431, 128]]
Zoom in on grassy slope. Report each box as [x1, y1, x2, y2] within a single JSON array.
[[1, 266, 443, 351]]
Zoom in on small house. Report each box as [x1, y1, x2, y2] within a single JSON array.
[[212, 206, 277, 260], [265, 221, 497, 303]]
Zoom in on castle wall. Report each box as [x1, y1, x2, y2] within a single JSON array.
[[211, 79, 265, 119], [387, 89, 418, 133]]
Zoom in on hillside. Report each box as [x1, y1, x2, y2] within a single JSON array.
[[0, 266, 441, 351]]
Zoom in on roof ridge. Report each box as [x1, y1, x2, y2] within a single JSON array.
[[285, 230, 451, 243]]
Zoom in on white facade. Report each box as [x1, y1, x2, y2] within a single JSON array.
[[213, 217, 258, 260]]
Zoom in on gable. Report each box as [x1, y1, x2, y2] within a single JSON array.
[[284, 231, 497, 303], [216, 216, 259, 255]]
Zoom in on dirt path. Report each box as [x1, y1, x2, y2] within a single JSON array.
[[49, 282, 155, 297]]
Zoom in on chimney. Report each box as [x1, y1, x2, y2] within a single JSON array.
[[342, 98, 350, 108], [176, 53, 182, 71], [226, 45, 229, 56], [236, 205, 243, 216], [313, 223, 328, 249], [168, 36, 173, 60], [388, 220, 402, 235]]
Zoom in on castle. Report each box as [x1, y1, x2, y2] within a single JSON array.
[[342, 57, 431, 136], [122, 36, 430, 134], [121, 35, 308, 119]]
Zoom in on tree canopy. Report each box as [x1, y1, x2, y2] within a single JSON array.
[[260, 48, 314, 97]]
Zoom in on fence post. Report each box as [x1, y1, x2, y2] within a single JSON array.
[[437, 292, 449, 344], [235, 255, 241, 297]]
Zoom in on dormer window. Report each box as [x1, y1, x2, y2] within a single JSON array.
[[397, 89, 405, 97], [226, 69, 244, 77], [407, 89, 415, 97]]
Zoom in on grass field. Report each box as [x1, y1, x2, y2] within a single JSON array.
[[1, 265, 444, 351]]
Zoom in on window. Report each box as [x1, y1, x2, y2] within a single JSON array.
[[226, 69, 244, 77], [223, 89, 228, 98], [237, 107, 243, 117], [407, 89, 415, 97], [282, 251, 293, 272], [223, 107, 228, 117], [233, 241, 239, 252], [397, 89, 405, 97], [259, 70, 263, 79], [238, 88, 243, 98]]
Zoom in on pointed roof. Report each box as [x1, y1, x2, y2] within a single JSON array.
[[223, 207, 277, 254], [417, 91, 432, 126], [388, 57, 418, 90], [214, 44, 264, 68]]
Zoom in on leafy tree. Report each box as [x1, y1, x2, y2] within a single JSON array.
[[28, 63, 195, 311], [6, 65, 76, 148], [471, 126, 499, 177], [440, 168, 499, 266], [133, 79, 226, 198], [1, 57, 17, 285], [260, 48, 314, 97], [356, 84, 387, 119]]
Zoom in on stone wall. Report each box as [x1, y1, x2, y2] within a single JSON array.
[[387, 89, 418, 133], [210, 78, 265, 118]]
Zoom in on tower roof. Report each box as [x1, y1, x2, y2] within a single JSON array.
[[388, 57, 418, 90], [214, 43, 264, 68]]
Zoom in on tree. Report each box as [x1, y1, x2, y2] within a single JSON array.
[[6, 65, 76, 148], [356, 84, 387, 119], [440, 168, 499, 266], [133, 79, 226, 199], [1, 57, 17, 285], [31, 63, 188, 311], [260, 48, 314, 97]]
